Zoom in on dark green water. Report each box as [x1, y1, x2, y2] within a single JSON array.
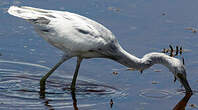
[[0, 0, 198, 109]]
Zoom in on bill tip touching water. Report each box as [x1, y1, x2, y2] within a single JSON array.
[[7, 6, 192, 94]]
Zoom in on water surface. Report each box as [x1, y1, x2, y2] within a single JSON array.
[[0, 0, 198, 109]]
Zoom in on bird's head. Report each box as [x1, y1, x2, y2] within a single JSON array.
[[170, 61, 192, 93]]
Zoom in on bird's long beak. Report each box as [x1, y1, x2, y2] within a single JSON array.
[[177, 74, 192, 93]]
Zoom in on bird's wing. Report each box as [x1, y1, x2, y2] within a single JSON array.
[[56, 10, 116, 42], [8, 6, 116, 53], [8, 6, 115, 40], [8, 6, 100, 36]]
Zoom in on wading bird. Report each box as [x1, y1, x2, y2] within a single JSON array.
[[8, 6, 192, 93]]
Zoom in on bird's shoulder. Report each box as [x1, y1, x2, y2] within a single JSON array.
[[49, 10, 116, 42]]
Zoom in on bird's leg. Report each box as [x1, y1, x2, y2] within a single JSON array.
[[71, 57, 83, 92], [40, 55, 71, 97]]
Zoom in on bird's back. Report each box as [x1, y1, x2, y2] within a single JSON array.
[[8, 6, 117, 57]]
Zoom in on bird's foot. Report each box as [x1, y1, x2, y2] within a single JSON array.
[[162, 45, 183, 57]]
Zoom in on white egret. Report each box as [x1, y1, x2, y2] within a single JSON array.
[[8, 6, 192, 93]]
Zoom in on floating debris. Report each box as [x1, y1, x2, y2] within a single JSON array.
[[112, 71, 118, 75], [24, 45, 28, 48], [162, 12, 166, 16], [185, 27, 197, 33], [153, 69, 161, 72], [189, 104, 198, 108], [108, 7, 120, 12], [152, 81, 160, 84], [192, 29, 197, 33], [38, 60, 46, 63], [126, 68, 136, 71], [30, 49, 35, 52], [110, 99, 113, 108], [185, 27, 193, 30]]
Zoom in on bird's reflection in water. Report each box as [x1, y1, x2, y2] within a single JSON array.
[[39, 86, 54, 110], [71, 91, 79, 110], [173, 93, 193, 110], [40, 84, 192, 110], [40, 86, 79, 110], [43, 99, 55, 110]]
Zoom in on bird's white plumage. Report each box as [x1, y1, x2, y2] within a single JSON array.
[[8, 6, 192, 92], [8, 6, 115, 57], [7, 6, 186, 74]]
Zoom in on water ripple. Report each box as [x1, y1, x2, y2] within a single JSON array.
[[139, 89, 172, 99], [0, 60, 124, 109]]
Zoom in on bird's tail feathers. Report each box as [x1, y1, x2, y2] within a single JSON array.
[[8, 6, 54, 25], [8, 6, 44, 20]]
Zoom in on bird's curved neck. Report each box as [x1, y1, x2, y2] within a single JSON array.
[[114, 47, 175, 72]]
